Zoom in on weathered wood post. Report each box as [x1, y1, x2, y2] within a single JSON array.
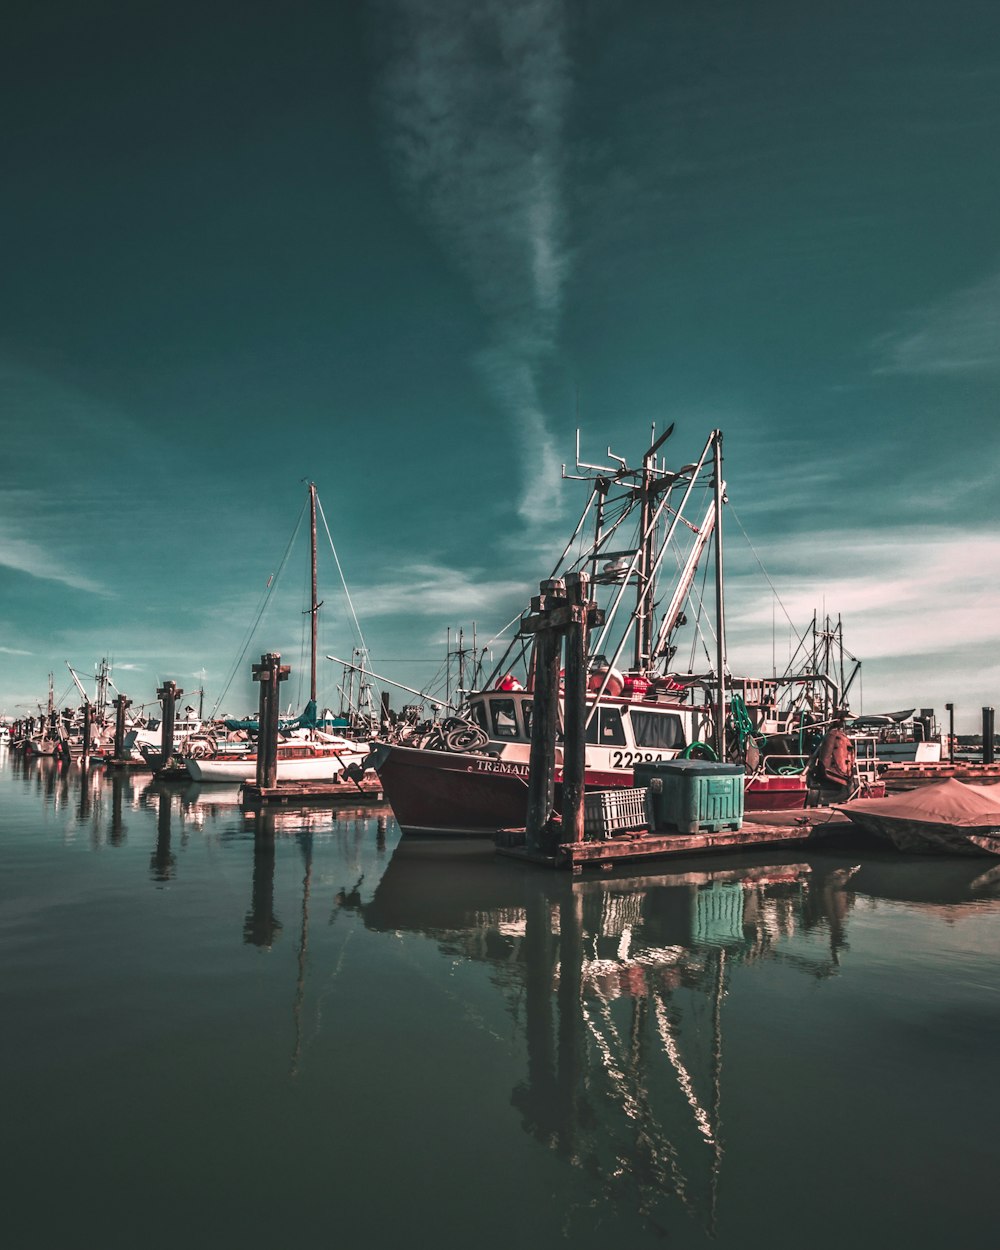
[[946, 702, 955, 763], [156, 680, 183, 761], [523, 579, 566, 854], [561, 572, 591, 846], [983, 707, 995, 765], [252, 653, 290, 789], [112, 693, 131, 761], [81, 704, 94, 758]]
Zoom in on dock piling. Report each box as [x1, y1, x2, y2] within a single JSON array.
[[524, 580, 565, 854], [156, 681, 183, 762], [112, 693, 131, 762], [983, 707, 995, 765], [561, 572, 591, 846], [252, 653, 290, 789]]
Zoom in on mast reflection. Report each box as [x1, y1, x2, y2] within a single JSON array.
[[347, 847, 878, 1233]]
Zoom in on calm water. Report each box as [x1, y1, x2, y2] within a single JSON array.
[[2, 750, 999, 1250]]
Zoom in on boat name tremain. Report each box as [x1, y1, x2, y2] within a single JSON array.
[[470, 758, 531, 778]]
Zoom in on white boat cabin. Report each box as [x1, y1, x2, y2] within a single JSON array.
[[466, 686, 712, 773]]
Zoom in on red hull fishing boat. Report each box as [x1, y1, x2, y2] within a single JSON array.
[[368, 428, 872, 836]]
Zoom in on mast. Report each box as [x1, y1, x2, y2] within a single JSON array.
[[712, 431, 727, 759], [309, 482, 319, 705]]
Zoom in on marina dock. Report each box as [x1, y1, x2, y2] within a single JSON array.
[[240, 776, 384, 806], [498, 809, 851, 871]]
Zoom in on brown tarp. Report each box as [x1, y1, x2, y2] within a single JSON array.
[[837, 778, 1000, 828]]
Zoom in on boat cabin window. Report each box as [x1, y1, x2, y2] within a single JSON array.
[[585, 707, 626, 747], [489, 698, 520, 739], [522, 700, 532, 739], [470, 702, 488, 733], [630, 709, 686, 750]]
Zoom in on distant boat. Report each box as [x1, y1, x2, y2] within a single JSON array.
[[847, 710, 943, 763]]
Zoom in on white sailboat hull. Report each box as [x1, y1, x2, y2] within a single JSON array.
[[186, 745, 367, 783]]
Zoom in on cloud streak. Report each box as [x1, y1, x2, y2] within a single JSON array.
[[351, 561, 530, 620], [718, 524, 1000, 723], [875, 268, 1000, 374], [374, 0, 571, 523], [0, 518, 107, 596]]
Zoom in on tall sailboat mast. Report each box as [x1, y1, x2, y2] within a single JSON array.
[[309, 482, 319, 705]]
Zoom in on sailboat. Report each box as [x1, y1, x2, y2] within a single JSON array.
[[187, 482, 369, 784], [370, 428, 865, 836]]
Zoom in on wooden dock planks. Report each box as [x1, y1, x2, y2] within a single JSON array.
[[497, 810, 852, 871], [240, 777, 384, 806]]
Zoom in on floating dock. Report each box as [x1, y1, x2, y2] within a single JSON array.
[[882, 761, 1000, 788], [497, 809, 851, 872], [241, 777, 384, 806]]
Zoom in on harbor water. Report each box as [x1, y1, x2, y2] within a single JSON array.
[[2, 750, 999, 1249]]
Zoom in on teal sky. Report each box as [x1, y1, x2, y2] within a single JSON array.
[[3, 0, 999, 730]]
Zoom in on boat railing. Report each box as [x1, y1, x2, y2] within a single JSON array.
[[761, 753, 808, 775]]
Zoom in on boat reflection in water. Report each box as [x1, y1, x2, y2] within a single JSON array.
[[339, 841, 1000, 1236]]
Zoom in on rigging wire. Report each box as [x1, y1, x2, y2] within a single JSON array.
[[210, 498, 307, 718], [727, 504, 799, 636], [315, 495, 369, 656]]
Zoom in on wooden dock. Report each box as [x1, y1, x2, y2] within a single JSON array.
[[882, 761, 1000, 788], [240, 777, 384, 806], [497, 809, 852, 871]]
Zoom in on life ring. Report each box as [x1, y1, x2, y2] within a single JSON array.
[[588, 666, 624, 697], [681, 741, 718, 761]]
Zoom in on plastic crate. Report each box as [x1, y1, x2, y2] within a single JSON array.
[[583, 787, 650, 838], [633, 759, 744, 833]]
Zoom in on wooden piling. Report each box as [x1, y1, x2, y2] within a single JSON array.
[[252, 653, 290, 790], [156, 680, 183, 761], [112, 693, 131, 761], [983, 706, 995, 765], [523, 579, 566, 854], [561, 572, 590, 846]]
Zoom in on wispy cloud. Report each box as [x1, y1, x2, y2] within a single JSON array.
[[0, 518, 108, 595], [374, 0, 571, 523], [875, 268, 1000, 374], [717, 525, 1000, 722], [0, 646, 33, 655], [351, 561, 530, 620]]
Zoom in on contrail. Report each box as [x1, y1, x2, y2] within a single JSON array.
[[373, 0, 570, 523]]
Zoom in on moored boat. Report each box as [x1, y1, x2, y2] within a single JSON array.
[[836, 778, 1000, 856], [371, 429, 877, 837], [187, 736, 368, 783]]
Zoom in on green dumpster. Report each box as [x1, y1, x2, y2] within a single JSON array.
[[633, 759, 744, 834]]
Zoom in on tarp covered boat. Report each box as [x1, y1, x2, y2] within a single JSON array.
[[836, 778, 1000, 856]]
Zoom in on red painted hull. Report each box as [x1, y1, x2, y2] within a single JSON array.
[[370, 743, 807, 836]]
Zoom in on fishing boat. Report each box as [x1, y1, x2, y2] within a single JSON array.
[[846, 710, 943, 763], [836, 778, 1000, 856], [370, 428, 872, 836]]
